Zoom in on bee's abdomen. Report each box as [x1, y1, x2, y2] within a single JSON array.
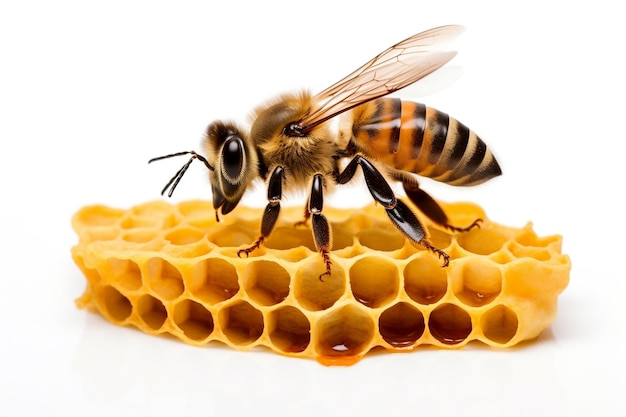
[[350, 98, 501, 186]]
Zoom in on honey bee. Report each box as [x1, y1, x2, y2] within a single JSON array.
[[149, 25, 501, 279]]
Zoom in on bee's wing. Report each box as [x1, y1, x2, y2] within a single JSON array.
[[299, 25, 463, 133]]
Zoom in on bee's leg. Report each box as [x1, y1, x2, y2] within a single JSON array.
[[401, 180, 481, 233], [294, 205, 311, 228], [237, 166, 284, 258], [308, 174, 332, 280], [336, 156, 449, 267]]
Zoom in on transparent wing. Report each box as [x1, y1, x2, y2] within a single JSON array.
[[299, 25, 463, 133]]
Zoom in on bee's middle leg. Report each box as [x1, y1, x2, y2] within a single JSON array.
[[237, 166, 283, 258], [309, 174, 332, 280]]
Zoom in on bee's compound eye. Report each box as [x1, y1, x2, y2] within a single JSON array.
[[221, 136, 244, 184]]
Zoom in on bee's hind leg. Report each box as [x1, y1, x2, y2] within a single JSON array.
[[336, 156, 449, 267], [400, 178, 482, 233], [294, 204, 311, 228], [237, 166, 284, 258], [308, 174, 332, 281]]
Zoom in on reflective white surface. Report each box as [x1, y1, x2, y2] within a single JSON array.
[[1, 1, 624, 416]]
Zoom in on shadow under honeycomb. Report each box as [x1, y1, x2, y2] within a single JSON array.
[[72, 200, 571, 366]]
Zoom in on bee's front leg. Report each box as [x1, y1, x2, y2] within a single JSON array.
[[309, 174, 332, 280], [237, 166, 284, 258]]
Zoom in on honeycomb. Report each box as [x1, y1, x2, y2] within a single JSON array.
[[71, 199, 570, 366]]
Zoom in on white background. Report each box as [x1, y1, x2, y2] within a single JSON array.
[[1, 0, 624, 416]]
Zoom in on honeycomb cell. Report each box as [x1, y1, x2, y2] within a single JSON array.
[[172, 299, 214, 341], [293, 259, 345, 311], [145, 257, 185, 301], [121, 230, 158, 243], [188, 257, 239, 304], [165, 226, 205, 246], [206, 224, 256, 248], [102, 285, 132, 322], [131, 200, 175, 219], [455, 260, 502, 307], [136, 294, 167, 330], [328, 224, 354, 250], [404, 255, 448, 305], [265, 227, 316, 251], [429, 304, 473, 345], [84, 227, 120, 242], [379, 302, 425, 348], [219, 301, 264, 345], [428, 228, 453, 251], [106, 258, 142, 291], [272, 246, 311, 263], [120, 215, 161, 230], [357, 228, 405, 251], [457, 227, 509, 255], [316, 304, 375, 364], [176, 200, 214, 228], [350, 256, 399, 308], [508, 241, 551, 261], [481, 305, 519, 345], [268, 306, 311, 353], [74, 205, 124, 228], [242, 260, 290, 306]]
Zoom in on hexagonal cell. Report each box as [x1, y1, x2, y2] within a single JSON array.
[[126, 201, 179, 229], [188, 257, 239, 305], [315, 304, 375, 364], [121, 230, 159, 244], [145, 257, 185, 301], [242, 260, 290, 306], [480, 304, 519, 345], [454, 260, 503, 307], [101, 285, 132, 322], [456, 227, 509, 255], [131, 200, 174, 219], [273, 246, 312, 263], [349, 256, 399, 308], [428, 303, 473, 345], [329, 223, 355, 251], [403, 255, 448, 305], [265, 227, 316, 251], [379, 302, 425, 348], [218, 301, 264, 346], [428, 228, 453, 252], [73, 205, 124, 228], [267, 306, 311, 353], [120, 215, 162, 230], [177, 200, 214, 228], [507, 241, 551, 261], [357, 228, 405, 251], [514, 228, 557, 248], [293, 259, 345, 311], [173, 299, 214, 341], [105, 258, 142, 291], [164, 226, 205, 246], [206, 224, 257, 248], [136, 294, 167, 330]]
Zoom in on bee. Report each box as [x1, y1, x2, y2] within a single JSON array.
[[149, 25, 501, 279]]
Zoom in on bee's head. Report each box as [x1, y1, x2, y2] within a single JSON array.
[[204, 121, 258, 217]]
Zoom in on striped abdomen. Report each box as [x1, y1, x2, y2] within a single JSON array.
[[342, 98, 501, 186]]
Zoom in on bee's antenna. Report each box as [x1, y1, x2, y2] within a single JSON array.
[[148, 150, 214, 197]]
